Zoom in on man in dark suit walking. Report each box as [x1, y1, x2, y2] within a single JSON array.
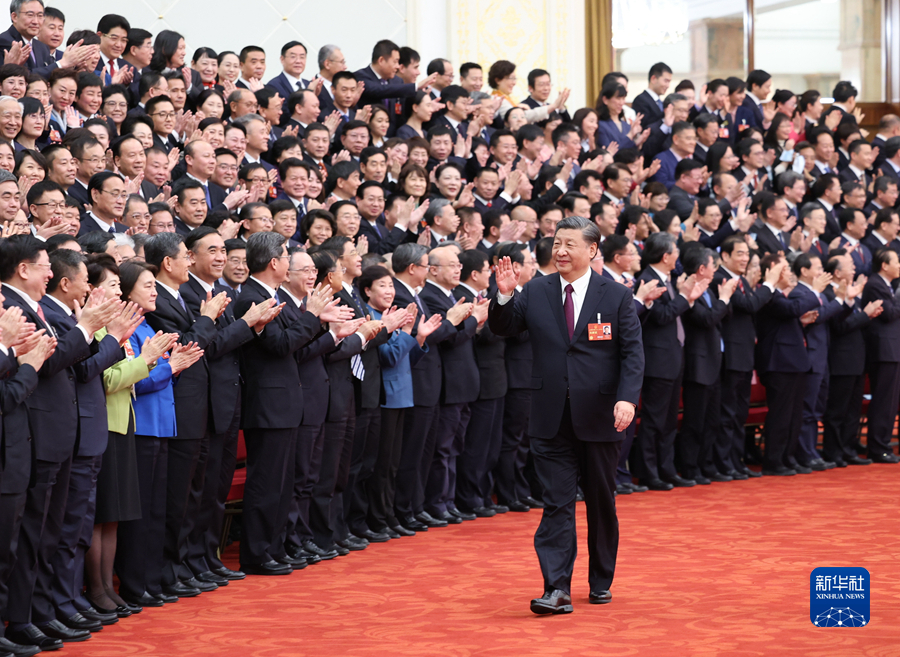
[[489, 216, 644, 615]]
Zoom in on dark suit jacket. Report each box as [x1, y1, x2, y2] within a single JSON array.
[[600, 269, 647, 320], [821, 105, 857, 131], [823, 284, 871, 376], [641, 119, 674, 162], [0, 358, 39, 494], [41, 298, 123, 457], [234, 278, 321, 429], [712, 268, 773, 372], [838, 236, 872, 276], [420, 281, 480, 405], [67, 179, 90, 207], [323, 287, 368, 421], [455, 285, 506, 400], [265, 72, 308, 103], [356, 217, 407, 256], [95, 56, 132, 83], [631, 91, 663, 126], [862, 274, 900, 363], [739, 95, 765, 130], [3, 286, 90, 462], [754, 224, 788, 255], [861, 233, 900, 258], [76, 216, 129, 237], [144, 284, 219, 440], [488, 271, 643, 441], [339, 285, 390, 411], [682, 290, 728, 385], [636, 267, 689, 380], [754, 287, 820, 374], [879, 161, 900, 186], [789, 282, 847, 374], [666, 184, 697, 222], [0, 25, 56, 78], [180, 278, 255, 434], [649, 149, 680, 192]]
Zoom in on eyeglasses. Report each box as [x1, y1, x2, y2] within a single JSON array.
[[432, 263, 463, 270], [77, 157, 105, 165], [19, 11, 43, 19], [129, 212, 152, 221], [289, 266, 315, 274], [227, 257, 247, 266], [103, 101, 128, 109], [33, 201, 65, 210], [217, 164, 238, 172], [150, 111, 177, 120], [101, 189, 129, 200], [28, 262, 52, 270], [150, 222, 175, 230], [101, 33, 127, 44]]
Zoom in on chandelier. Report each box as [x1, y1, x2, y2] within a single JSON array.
[[612, 0, 689, 49]]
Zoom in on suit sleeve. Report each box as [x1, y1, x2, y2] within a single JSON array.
[[488, 288, 528, 337], [0, 364, 39, 414], [767, 289, 820, 318], [643, 285, 690, 326], [74, 334, 124, 383], [685, 297, 728, 328], [615, 288, 644, 405]]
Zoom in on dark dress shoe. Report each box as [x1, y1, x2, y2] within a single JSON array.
[[741, 466, 762, 478], [114, 606, 132, 618], [212, 565, 246, 580], [725, 470, 749, 480], [489, 504, 509, 514], [183, 576, 218, 592], [297, 549, 321, 564], [530, 589, 573, 615], [0, 636, 41, 656], [240, 560, 293, 576], [277, 553, 308, 568], [805, 460, 827, 472], [163, 582, 201, 598], [390, 524, 416, 537], [437, 511, 463, 524], [641, 478, 674, 491], [471, 506, 496, 517], [522, 496, 545, 508], [507, 500, 531, 511], [125, 603, 143, 614], [353, 528, 391, 542], [78, 608, 118, 625], [121, 592, 165, 607], [870, 452, 900, 464], [664, 475, 696, 487], [154, 592, 178, 604], [708, 472, 733, 482], [575, 491, 585, 502], [693, 476, 712, 485], [762, 466, 796, 476], [337, 536, 368, 551], [60, 613, 102, 632], [830, 459, 847, 468], [854, 442, 867, 454], [35, 621, 90, 643], [846, 456, 872, 465], [382, 527, 402, 539], [629, 483, 649, 492], [615, 484, 633, 495], [330, 543, 351, 556], [302, 540, 339, 560], [400, 516, 428, 532], [589, 589, 612, 604], [448, 507, 476, 521], [415, 511, 448, 527], [793, 464, 813, 474], [195, 571, 229, 586]]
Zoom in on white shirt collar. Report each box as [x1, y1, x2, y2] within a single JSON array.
[[2, 283, 39, 309], [394, 277, 420, 297], [218, 277, 240, 293], [873, 231, 889, 245], [426, 279, 453, 298], [249, 275, 278, 298], [721, 265, 740, 279], [45, 293, 73, 316], [186, 171, 209, 186], [458, 281, 479, 297], [814, 160, 831, 171], [189, 271, 214, 293], [280, 286, 303, 308], [282, 71, 302, 89], [646, 88, 661, 102], [603, 264, 624, 283], [90, 212, 115, 231], [819, 198, 834, 212], [649, 265, 670, 284], [840, 232, 859, 246], [764, 222, 783, 238], [849, 164, 865, 179], [888, 158, 900, 173], [156, 279, 180, 299]]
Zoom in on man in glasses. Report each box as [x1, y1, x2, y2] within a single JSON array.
[[79, 171, 130, 236]]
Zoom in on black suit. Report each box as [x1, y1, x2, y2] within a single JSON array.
[[631, 91, 664, 126], [754, 224, 789, 255], [861, 232, 900, 258], [488, 270, 643, 595], [354, 67, 417, 137], [179, 279, 255, 577], [861, 274, 900, 458], [143, 284, 218, 587], [666, 185, 697, 221], [355, 217, 407, 256], [810, 200, 842, 244], [0, 26, 56, 78]]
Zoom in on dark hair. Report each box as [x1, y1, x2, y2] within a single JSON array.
[[798, 89, 821, 113], [126, 27, 152, 56], [874, 207, 899, 231], [88, 171, 124, 203], [681, 244, 714, 277], [47, 247, 85, 294], [357, 265, 393, 303], [97, 13, 130, 34], [873, 247, 897, 274], [554, 216, 600, 246], [149, 30, 184, 72], [596, 82, 627, 121], [14, 148, 47, 180], [535, 236, 554, 267], [641, 232, 677, 268], [25, 179, 61, 207], [85, 253, 119, 287], [119, 260, 158, 300], [143, 232, 184, 267], [746, 70, 772, 92], [648, 62, 672, 81], [600, 233, 630, 261], [78, 230, 116, 256], [246, 232, 286, 274], [459, 62, 481, 78], [832, 80, 858, 103], [371, 39, 400, 65], [459, 249, 489, 282], [192, 46, 217, 64], [487, 60, 516, 89]]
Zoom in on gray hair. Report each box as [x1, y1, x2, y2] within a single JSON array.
[[233, 113, 266, 129], [227, 89, 246, 105], [424, 198, 451, 226], [10, 0, 42, 14], [143, 232, 184, 268], [554, 215, 601, 246], [0, 169, 16, 185], [391, 243, 428, 274], [246, 231, 285, 274], [317, 44, 340, 70], [0, 95, 21, 112], [114, 233, 135, 248]]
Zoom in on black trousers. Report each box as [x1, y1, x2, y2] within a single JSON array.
[[345, 406, 382, 534], [117, 435, 168, 598], [457, 397, 503, 510], [424, 403, 465, 516], [285, 422, 323, 549], [239, 428, 295, 565], [615, 418, 637, 485], [161, 437, 201, 587], [495, 389, 531, 505], [531, 400, 621, 594], [0, 490, 27, 637], [678, 379, 721, 479], [187, 407, 241, 575], [760, 372, 806, 470], [7, 456, 71, 627], [310, 414, 354, 548], [822, 374, 865, 462], [634, 371, 683, 481], [394, 404, 438, 519], [50, 453, 102, 619], [865, 361, 900, 456], [367, 407, 405, 531], [716, 368, 752, 473]]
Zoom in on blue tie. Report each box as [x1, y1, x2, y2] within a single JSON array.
[[203, 184, 212, 208], [702, 291, 725, 352], [656, 99, 664, 112]]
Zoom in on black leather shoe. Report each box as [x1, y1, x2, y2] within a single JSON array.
[[762, 466, 796, 476], [615, 484, 633, 495], [740, 466, 762, 478], [448, 507, 476, 521], [121, 592, 165, 607], [437, 511, 463, 524], [589, 589, 612, 604], [725, 470, 749, 480], [78, 608, 118, 625], [240, 560, 293, 576], [163, 582, 201, 597], [854, 442, 867, 454], [337, 536, 368, 551], [708, 472, 733, 482], [277, 553, 308, 568], [664, 475, 696, 487], [125, 603, 143, 614], [693, 476, 711, 485], [0, 637, 41, 656], [530, 589, 573, 615], [471, 506, 496, 517], [400, 515, 428, 531], [489, 504, 509, 514], [805, 460, 827, 472], [814, 459, 836, 470], [183, 576, 218, 592], [793, 464, 813, 474], [330, 543, 351, 556], [629, 483, 649, 492], [870, 452, 900, 464], [297, 549, 321, 564], [35, 621, 90, 643], [506, 500, 530, 512], [195, 571, 229, 586], [846, 456, 872, 465], [390, 524, 416, 537], [522, 496, 545, 508], [59, 613, 101, 632], [113, 605, 132, 618], [353, 528, 391, 542], [212, 565, 246, 580], [416, 511, 448, 527], [383, 527, 402, 539], [302, 540, 340, 560], [575, 491, 584, 502], [154, 592, 178, 604], [831, 459, 847, 468], [641, 478, 674, 491]]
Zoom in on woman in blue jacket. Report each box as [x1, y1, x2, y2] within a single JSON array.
[[358, 265, 441, 538], [114, 261, 203, 607], [597, 81, 650, 150]]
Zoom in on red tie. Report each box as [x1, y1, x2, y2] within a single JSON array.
[[35, 303, 47, 326], [738, 278, 745, 293], [486, 201, 492, 208]]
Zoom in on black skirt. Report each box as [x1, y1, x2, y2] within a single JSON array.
[[94, 413, 141, 523]]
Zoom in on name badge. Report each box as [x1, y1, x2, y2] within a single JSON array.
[[588, 323, 612, 341], [719, 126, 730, 139], [394, 100, 403, 115]]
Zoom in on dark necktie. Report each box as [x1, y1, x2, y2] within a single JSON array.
[[563, 283, 575, 341], [177, 295, 186, 312], [296, 80, 303, 91], [656, 99, 663, 112], [778, 232, 787, 250], [350, 287, 365, 315], [664, 278, 685, 346], [373, 221, 383, 238], [413, 292, 427, 316], [203, 184, 212, 208], [109, 225, 115, 234], [273, 290, 281, 304]]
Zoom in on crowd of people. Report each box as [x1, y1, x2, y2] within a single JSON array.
[[0, 0, 897, 650]]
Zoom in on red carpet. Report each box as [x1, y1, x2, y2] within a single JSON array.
[[64, 466, 900, 656]]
